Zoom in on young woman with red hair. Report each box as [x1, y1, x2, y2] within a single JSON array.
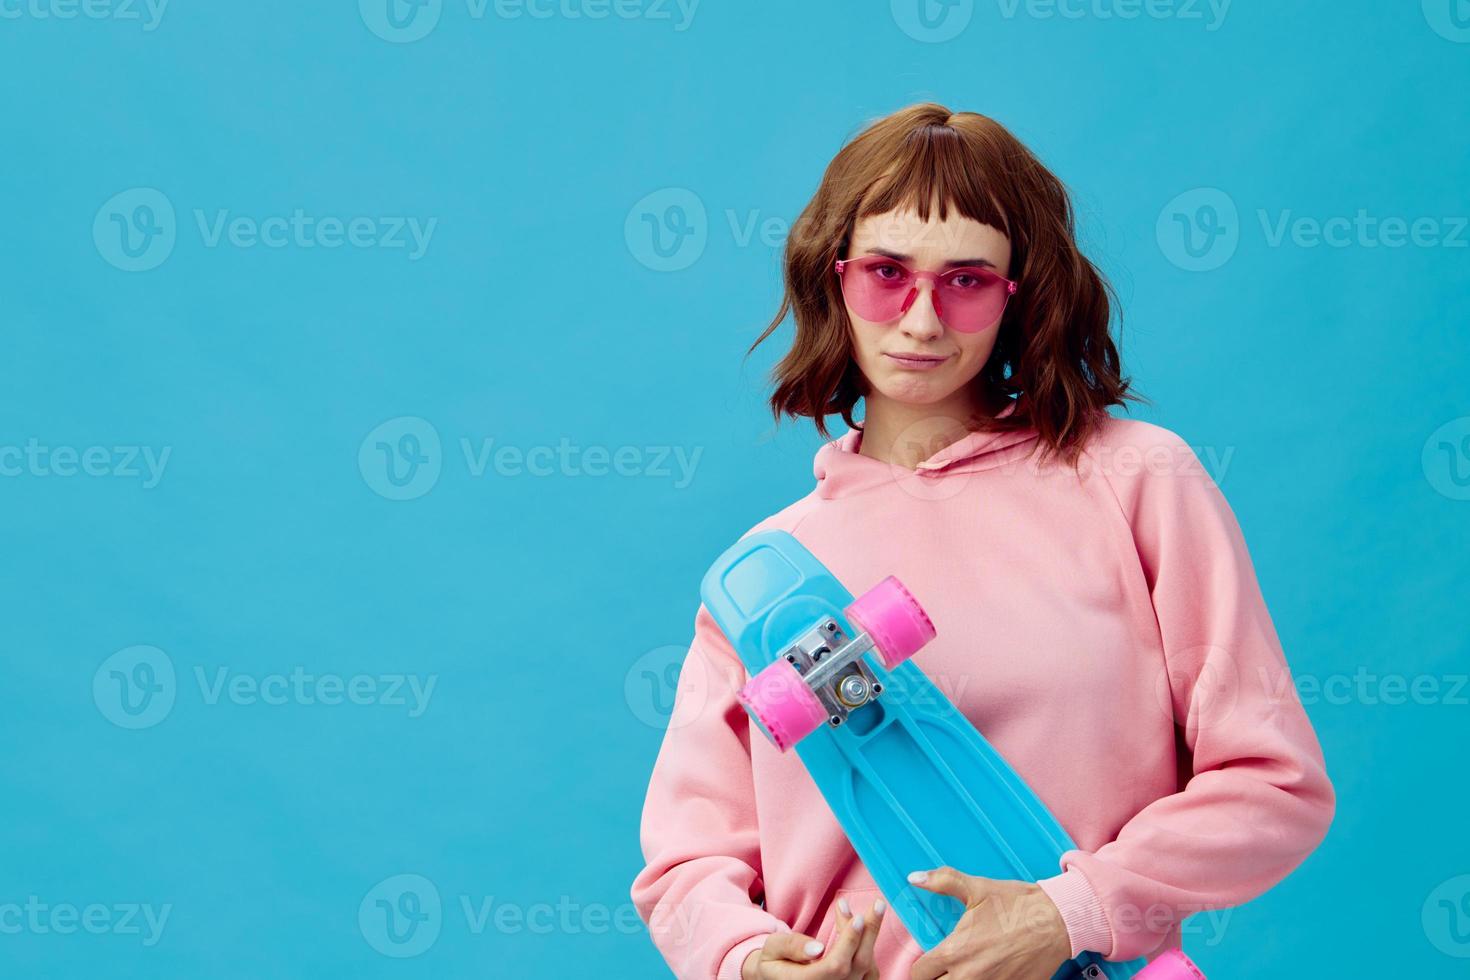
[[632, 103, 1334, 980]]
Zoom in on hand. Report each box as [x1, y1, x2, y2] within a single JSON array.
[[742, 896, 885, 980], [907, 868, 1071, 980]]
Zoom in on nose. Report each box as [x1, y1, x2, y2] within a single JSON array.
[[898, 279, 944, 341]]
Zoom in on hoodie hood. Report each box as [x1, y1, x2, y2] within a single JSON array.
[[812, 401, 1040, 499]]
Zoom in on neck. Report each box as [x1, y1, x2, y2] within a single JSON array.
[[858, 388, 1001, 469]]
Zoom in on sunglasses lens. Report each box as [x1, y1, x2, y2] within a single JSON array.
[[841, 259, 1012, 332], [839, 259, 914, 322], [935, 270, 1011, 332]]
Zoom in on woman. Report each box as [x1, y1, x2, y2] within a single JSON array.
[[630, 103, 1334, 980]]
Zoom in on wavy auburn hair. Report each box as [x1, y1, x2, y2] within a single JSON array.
[[749, 103, 1137, 465]]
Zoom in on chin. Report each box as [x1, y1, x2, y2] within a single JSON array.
[[875, 377, 961, 406]]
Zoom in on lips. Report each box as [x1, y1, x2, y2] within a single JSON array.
[[884, 352, 950, 369]]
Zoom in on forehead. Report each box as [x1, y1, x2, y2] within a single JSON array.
[[850, 206, 1009, 257]]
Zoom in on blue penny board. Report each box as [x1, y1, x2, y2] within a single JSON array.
[[701, 531, 1147, 979]]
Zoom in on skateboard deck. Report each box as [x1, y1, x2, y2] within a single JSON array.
[[701, 530, 1186, 979]]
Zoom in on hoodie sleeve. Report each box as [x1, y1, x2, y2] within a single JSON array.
[[630, 604, 787, 980], [1038, 425, 1336, 961]]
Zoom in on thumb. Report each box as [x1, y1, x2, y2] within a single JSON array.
[[907, 866, 985, 905]]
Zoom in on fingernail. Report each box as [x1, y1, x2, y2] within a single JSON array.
[[851, 913, 865, 931], [907, 871, 928, 884], [873, 898, 887, 917], [838, 897, 851, 916], [804, 940, 824, 957]]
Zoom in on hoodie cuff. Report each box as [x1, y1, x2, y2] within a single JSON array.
[[719, 934, 772, 980], [1037, 868, 1113, 959]]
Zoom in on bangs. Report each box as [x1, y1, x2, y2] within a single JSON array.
[[855, 124, 1011, 237]]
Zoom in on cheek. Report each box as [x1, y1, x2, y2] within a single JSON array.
[[848, 318, 886, 363], [955, 329, 999, 369]]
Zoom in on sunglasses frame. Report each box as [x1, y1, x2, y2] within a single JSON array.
[[834, 255, 1019, 333]]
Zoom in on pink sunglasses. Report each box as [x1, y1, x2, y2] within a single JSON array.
[[834, 254, 1018, 333]]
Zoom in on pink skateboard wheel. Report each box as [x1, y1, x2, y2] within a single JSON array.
[[737, 658, 827, 752], [1135, 950, 1205, 979], [845, 576, 937, 670]]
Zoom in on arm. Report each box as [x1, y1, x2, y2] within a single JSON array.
[[631, 604, 788, 980], [1038, 428, 1337, 961]]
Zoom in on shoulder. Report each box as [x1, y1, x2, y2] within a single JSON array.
[[1079, 415, 1227, 523], [740, 490, 823, 538], [1080, 416, 1210, 484], [1085, 415, 1196, 461]]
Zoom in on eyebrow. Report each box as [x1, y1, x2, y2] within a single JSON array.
[[862, 247, 998, 270]]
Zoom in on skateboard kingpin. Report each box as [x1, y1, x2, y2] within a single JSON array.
[[700, 530, 1204, 980]]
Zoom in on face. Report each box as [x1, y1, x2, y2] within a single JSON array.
[[841, 206, 1012, 413]]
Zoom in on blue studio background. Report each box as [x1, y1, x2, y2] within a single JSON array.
[[2, 2, 1467, 977]]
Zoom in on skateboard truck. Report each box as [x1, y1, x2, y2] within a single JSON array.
[[777, 617, 886, 729], [737, 575, 936, 752]]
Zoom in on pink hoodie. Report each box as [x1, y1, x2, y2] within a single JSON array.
[[630, 412, 1335, 979]]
